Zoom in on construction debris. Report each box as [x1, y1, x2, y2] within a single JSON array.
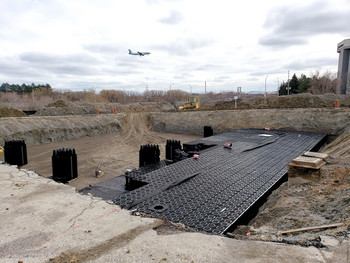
[[280, 223, 343, 235], [290, 156, 325, 169]]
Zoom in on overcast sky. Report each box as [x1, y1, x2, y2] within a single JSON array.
[[1, 0, 349, 94]]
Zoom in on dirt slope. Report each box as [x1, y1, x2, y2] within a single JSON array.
[[24, 113, 200, 190], [322, 129, 350, 158], [0, 114, 124, 145], [34, 101, 176, 116], [151, 108, 350, 136], [202, 93, 350, 111], [0, 104, 26, 117]]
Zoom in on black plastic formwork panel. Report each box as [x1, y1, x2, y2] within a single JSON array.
[[114, 129, 326, 234], [52, 148, 78, 183], [4, 140, 28, 166]]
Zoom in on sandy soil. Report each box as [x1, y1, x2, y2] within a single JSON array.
[[1, 95, 350, 256], [23, 113, 200, 190]]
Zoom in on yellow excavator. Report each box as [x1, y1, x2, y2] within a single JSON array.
[[179, 95, 200, 110], [0, 146, 3, 162]]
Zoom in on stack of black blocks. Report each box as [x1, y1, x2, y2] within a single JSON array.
[[4, 140, 28, 166], [165, 140, 181, 161], [204, 126, 213, 138], [52, 148, 78, 183], [139, 144, 160, 167]]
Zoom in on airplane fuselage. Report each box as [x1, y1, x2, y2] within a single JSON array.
[[129, 49, 151, 56]]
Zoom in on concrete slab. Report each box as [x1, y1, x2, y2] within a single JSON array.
[[303, 152, 329, 160], [290, 156, 325, 169], [0, 163, 347, 262]]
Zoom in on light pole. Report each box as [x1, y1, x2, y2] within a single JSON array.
[[188, 84, 192, 94], [122, 87, 126, 104], [264, 75, 268, 97], [170, 83, 174, 91]]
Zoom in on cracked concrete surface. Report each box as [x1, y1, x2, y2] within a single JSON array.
[[1, 163, 348, 262]]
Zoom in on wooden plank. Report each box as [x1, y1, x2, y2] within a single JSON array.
[[303, 152, 329, 160], [280, 223, 343, 235], [290, 156, 325, 169]]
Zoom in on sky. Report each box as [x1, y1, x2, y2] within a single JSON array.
[[0, 0, 349, 94]]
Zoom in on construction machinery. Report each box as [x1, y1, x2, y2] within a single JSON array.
[[179, 95, 200, 110]]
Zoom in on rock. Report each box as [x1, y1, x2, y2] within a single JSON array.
[[320, 235, 339, 247]]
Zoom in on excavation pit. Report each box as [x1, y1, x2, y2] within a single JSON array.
[[83, 129, 326, 235]]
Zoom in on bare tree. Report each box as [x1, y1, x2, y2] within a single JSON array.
[[100, 90, 125, 103], [309, 70, 337, 94]]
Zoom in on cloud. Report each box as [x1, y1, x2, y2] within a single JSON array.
[[249, 70, 272, 77], [83, 44, 124, 54], [17, 52, 102, 76], [195, 64, 220, 71], [246, 77, 260, 82], [20, 52, 100, 65], [259, 36, 307, 47], [213, 75, 231, 83], [174, 72, 194, 80], [159, 10, 183, 25], [152, 37, 213, 56], [284, 57, 338, 70], [0, 57, 42, 78], [259, 1, 350, 48]]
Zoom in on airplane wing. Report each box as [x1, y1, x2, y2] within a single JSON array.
[[137, 51, 144, 56]]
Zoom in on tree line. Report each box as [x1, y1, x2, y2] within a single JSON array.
[[1, 70, 337, 103], [0, 83, 52, 94], [278, 71, 336, 95]]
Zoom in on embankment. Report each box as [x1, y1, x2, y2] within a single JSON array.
[[1, 108, 350, 146], [0, 114, 124, 145], [150, 108, 350, 135]]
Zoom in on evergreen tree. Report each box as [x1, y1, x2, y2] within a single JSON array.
[[0, 83, 52, 93], [278, 82, 288, 95], [0, 83, 10, 92], [290, 74, 299, 94], [298, 74, 311, 93]]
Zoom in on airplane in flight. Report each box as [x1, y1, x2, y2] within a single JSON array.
[[128, 49, 151, 56]]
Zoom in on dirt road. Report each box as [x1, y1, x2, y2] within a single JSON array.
[[23, 113, 200, 190]]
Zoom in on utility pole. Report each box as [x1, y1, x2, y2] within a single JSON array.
[[287, 70, 291, 95], [264, 75, 268, 98], [237, 87, 241, 98], [205, 81, 206, 94]]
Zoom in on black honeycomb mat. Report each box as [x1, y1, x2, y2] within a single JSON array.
[[113, 129, 326, 234]]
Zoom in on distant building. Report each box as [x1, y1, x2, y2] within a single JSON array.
[[249, 91, 264, 94], [336, 38, 350, 94]]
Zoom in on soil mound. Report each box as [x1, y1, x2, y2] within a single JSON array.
[[46, 100, 67, 108], [34, 101, 175, 116], [207, 94, 349, 111], [0, 104, 26, 117]]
